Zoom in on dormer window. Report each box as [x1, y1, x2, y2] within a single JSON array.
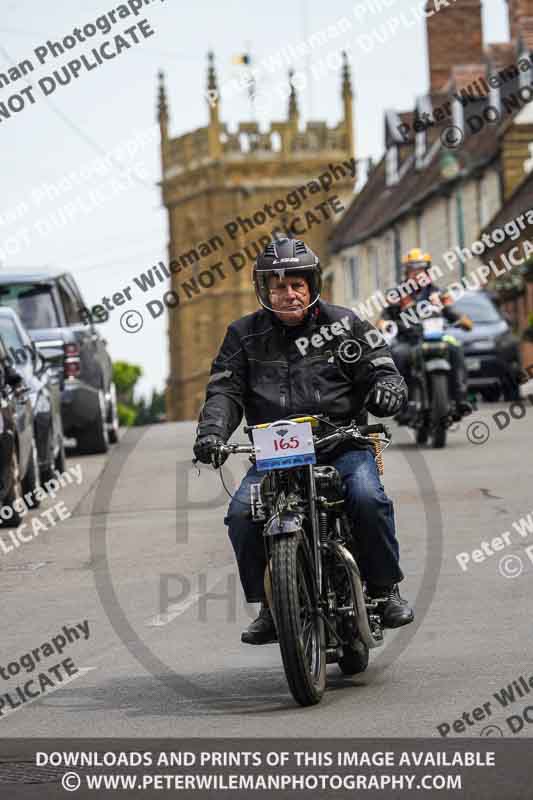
[[386, 145, 399, 186], [489, 74, 501, 113], [452, 97, 465, 135], [415, 129, 427, 168], [519, 51, 532, 89]]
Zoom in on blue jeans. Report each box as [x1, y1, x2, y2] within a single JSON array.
[[224, 449, 403, 603]]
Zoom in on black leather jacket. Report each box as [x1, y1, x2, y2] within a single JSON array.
[[196, 300, 406, 446]]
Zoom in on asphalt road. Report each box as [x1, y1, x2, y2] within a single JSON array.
[[2, 394, 533, 740]]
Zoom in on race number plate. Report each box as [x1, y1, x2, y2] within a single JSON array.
[[252, 421, 316, 472], [466, 357, 481, 371], [422, 317, 444, 337]]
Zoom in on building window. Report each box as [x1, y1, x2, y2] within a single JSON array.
[[344, 255, 359, 300], [479, 182, 490, 227], [386, 146, 399, 186], [368, 245, 380, 291]]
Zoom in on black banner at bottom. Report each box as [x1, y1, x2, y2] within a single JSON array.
[[0, 738, 531, 799]]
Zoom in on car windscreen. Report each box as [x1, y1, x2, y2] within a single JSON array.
[[0, 283, 60, 330], [452, 293, 501, 324], [0, 317, 24, 354]]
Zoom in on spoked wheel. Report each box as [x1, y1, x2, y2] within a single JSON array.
[[271, 533, 326, 706]]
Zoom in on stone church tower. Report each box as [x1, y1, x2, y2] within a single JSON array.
[[158, 53, 356, 421]]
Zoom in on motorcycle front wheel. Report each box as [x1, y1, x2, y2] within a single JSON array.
[[430, 372, 450, 448], [271, 533, 326, 706]]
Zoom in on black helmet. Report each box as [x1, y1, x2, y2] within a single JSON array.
[[253, 237, 322, 313]]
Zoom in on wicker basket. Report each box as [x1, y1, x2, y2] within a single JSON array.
[[369, 433, 385, 476]]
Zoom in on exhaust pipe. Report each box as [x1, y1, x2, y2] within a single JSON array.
[[331, 542, 384, 649]]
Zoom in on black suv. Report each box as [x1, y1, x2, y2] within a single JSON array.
[[0, 270, 119, 454]]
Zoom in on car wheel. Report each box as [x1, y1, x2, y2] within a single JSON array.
[[22, 438, 41, 509], [107, 382, 120, 444], [77, 390, 109, 455], [3, 447, 24, 527]]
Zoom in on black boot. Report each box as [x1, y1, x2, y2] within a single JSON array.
[[451, 399, 473, 422], [368, 584, 414, 629], [241, 603, 278, 645]]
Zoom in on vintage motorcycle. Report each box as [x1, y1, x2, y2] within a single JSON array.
[[215, 416, 391, 707], [388, 315, 463, 449]]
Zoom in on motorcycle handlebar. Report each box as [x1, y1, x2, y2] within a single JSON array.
[[214, 422, 391, 459], [357, 423, 390, 437]]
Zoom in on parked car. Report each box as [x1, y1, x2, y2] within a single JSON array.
[[0, 307, 65, 482], [0, 270, 119, 454], [0, 334, 39, 526], [451, 290, 522, 401]]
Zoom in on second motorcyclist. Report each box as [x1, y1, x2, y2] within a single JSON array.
[[378, 249, 473, 423]]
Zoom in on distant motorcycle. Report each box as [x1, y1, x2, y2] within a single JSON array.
[[214, 416, 391, 707], [391, 315, 460, 449]]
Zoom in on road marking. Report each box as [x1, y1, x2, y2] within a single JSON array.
[[146, 562, 238, 628]]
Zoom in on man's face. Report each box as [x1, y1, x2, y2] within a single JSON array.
[[406, 266, 427, 287], [267, 274, 311, 325]]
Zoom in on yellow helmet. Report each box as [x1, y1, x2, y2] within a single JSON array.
[[403, 248, 431, 270]]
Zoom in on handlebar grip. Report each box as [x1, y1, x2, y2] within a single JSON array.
[[358, 423, 390, 436]]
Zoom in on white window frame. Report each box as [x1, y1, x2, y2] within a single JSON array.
[[386, 146, 399, 186]]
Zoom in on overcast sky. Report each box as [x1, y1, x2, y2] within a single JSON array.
[[0, 0, 509, 398]]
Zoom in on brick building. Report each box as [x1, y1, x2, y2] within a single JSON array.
[[158, 54, 356, 421], [329, 0, 533, 325]]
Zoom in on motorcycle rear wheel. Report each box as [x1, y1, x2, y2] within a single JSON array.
[[271, 533, 326, 707]]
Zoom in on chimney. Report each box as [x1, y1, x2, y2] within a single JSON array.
[[425, 0, 484, 92], [507, 0, 533, 47]]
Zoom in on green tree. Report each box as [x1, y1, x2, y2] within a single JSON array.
[[112, 361, 142, 426]]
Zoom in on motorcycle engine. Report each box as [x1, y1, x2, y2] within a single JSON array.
[[313, 466, 344, 501]]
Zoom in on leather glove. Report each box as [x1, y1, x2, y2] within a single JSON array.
[[367, 381, 406, 417], [193, 434, 228, 468], [459, 314, 474, 331]]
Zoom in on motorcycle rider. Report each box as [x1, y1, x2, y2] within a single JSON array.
[[379, 249, 473, 422], [193, 237, 414, 645]]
